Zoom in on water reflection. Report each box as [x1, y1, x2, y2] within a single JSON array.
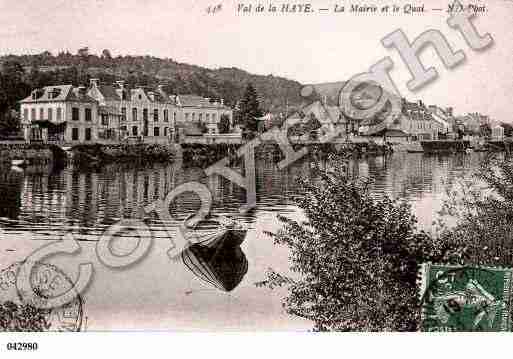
[[0, 152, 486, 233], [0, 170, 23, 219]]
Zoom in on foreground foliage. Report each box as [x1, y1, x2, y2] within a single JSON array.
[[438, 154, 513, 266], [260, 154, 513, 331], [258, 156, 452, 331], [0, 302, 50, 332]]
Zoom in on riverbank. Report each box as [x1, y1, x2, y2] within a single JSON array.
[[0, 143, 56, 165], [71, 143, 178, 168], [1, 139, 506, 170]]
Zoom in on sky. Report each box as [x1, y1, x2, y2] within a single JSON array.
[[0, 0, 512, 121]]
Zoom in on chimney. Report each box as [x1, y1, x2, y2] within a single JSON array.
[[90, 78, 99, 88], [115, 80, 125, 90], [148, 91, 155, 101], [157, 84, 165, 94], [78, 86, 87, 96], [221, 99, 224, 106]]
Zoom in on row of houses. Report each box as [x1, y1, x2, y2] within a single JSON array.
[[19, 79, 233, 144], [281, 97, 503, 143]]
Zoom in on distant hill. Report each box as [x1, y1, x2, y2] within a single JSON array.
[[0, 51, 304, 114]]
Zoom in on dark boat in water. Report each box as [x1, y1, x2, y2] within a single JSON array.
[[181, 216, 248, 292]]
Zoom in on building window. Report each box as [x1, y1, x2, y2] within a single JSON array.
[[154, 109, 159, 122], [212, 114, 216, 122], [121, 107, 126, 121], [120, 125, 127, 132], [164, 109, 169, 122], [57, 108, 62, 121], [85, 108, 92, 122], [48, 108, 53, 121], [23, 109, 28, 121], [72, 107, 79, 121], [154, 127, 160, 136], [101, 114, 108, 126], [185, 113, 189, 121], [199, 113, 203, 121], [132, 126, 138, 136], [192, 113, 196, 121], [72, 128, 79, 141], [31, 108, 36, 121], [132, 108, 138, 122], [143, 109, 148, 122], [85, 128, 92, 141], [138, 94, 142, 100], [173, 112, 176, 122], [164, 127, 168, 136], [40, 108, 44, 120], [206, 113, 210, 122]]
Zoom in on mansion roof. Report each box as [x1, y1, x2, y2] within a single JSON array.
[[20, 80, 231, 111], [98, 85, 121, 101], [20, 85, 97, 104]]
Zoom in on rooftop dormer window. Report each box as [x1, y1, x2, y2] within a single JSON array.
[[50, 88, 61, 99]]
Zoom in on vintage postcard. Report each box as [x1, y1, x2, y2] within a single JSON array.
[[0, 0, 512, 349]]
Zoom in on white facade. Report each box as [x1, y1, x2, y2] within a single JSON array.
[[20, 85, 99, 143], [19, 80, 234, 144]]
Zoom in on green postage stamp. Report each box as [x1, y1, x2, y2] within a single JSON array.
[[420, 264, 513, 332]]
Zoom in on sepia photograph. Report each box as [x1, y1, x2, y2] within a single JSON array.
[[0, 0, 512, 355]]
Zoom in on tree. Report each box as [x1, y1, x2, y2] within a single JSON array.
[[238, 83, 262, 133], [0, 61, 30, 134], [1, 61, 25, 82], [218, 114, 231, 133], [0, 110, 21, 137], [77, 47, 89, 57], [198, 121, 208, 134], [438, 154, 513, 266], [258, 155, 451, 331], [101, 49, 112, 60]]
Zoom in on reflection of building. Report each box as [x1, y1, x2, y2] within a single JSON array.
[[0, 170, 23, 219], [20, 80, 233, 144]]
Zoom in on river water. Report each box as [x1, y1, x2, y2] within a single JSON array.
[[0, 152, 485, 331]]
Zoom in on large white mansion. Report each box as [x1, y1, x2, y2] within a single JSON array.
[[19, 79, 233, 144]]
